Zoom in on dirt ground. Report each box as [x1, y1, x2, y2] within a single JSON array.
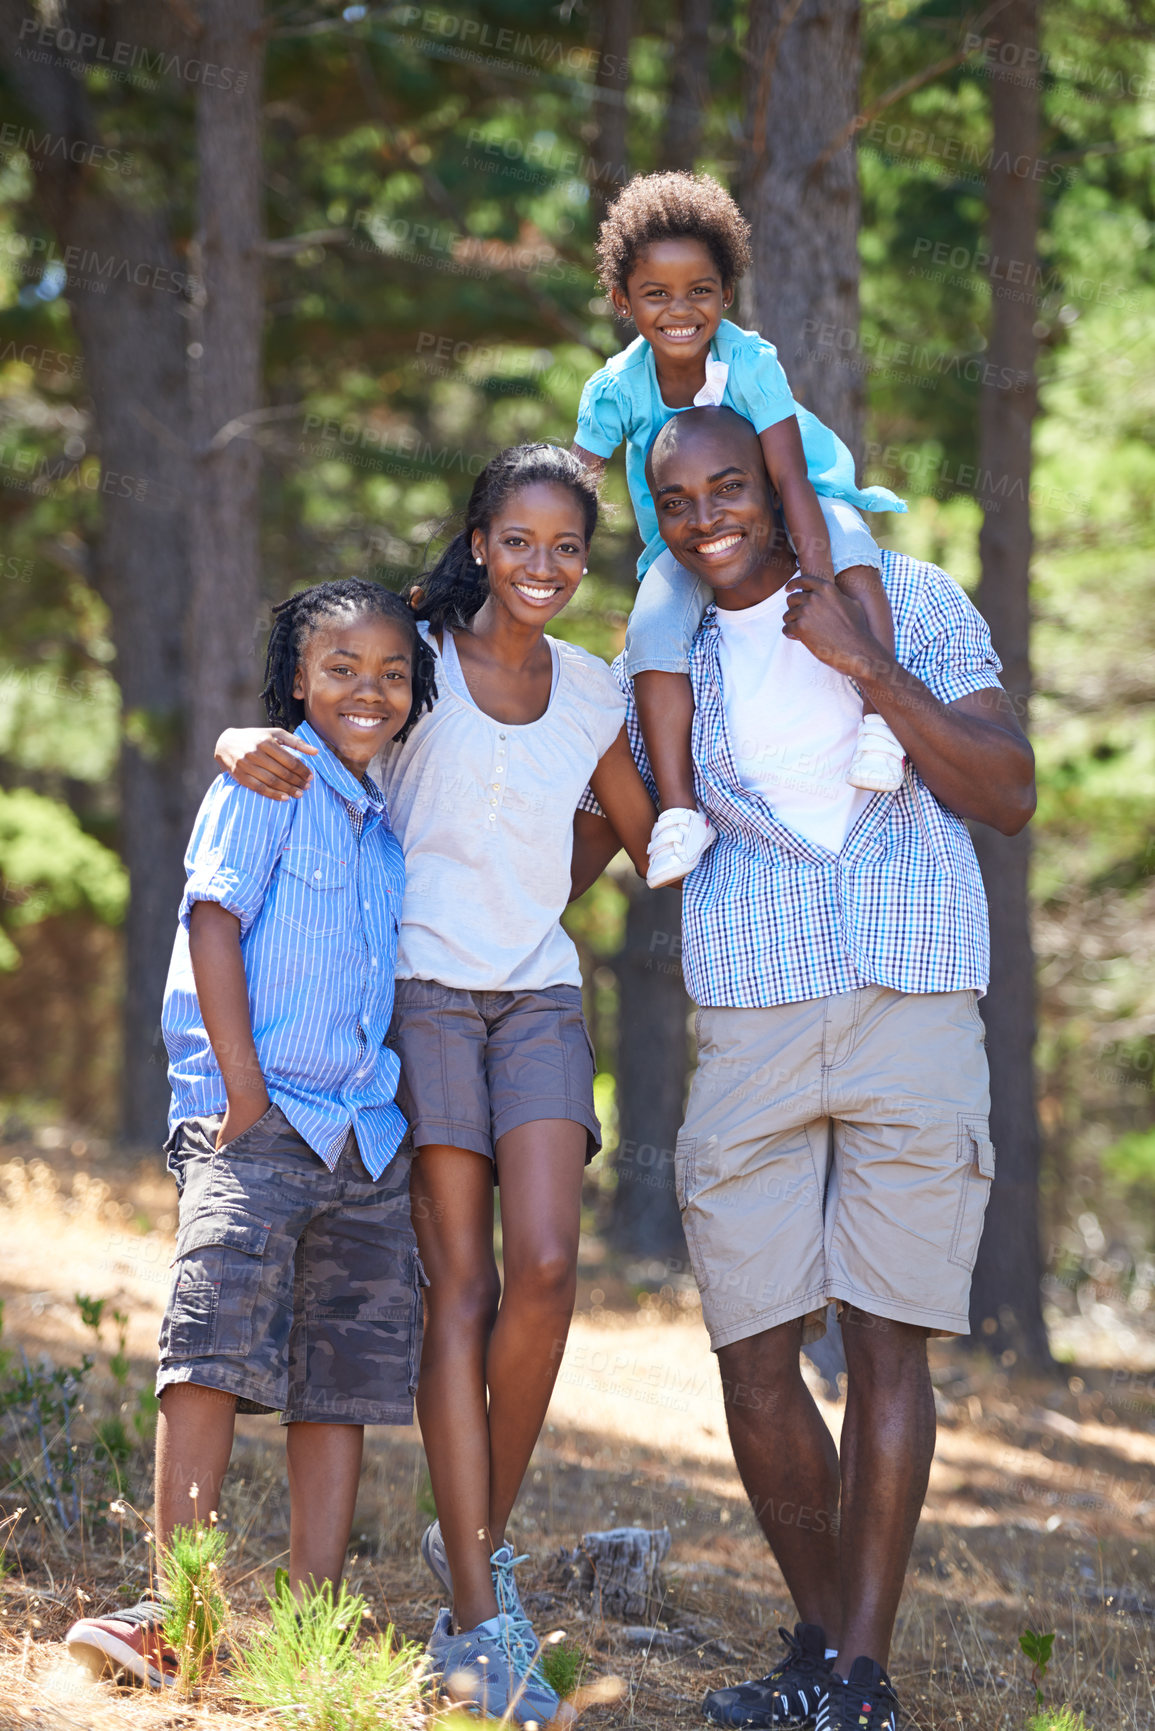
[[1, 1134, 1154, 1730]]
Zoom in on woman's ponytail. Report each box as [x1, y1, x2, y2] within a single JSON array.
[[408, 530, 488, 631]]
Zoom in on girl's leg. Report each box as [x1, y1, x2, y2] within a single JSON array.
[[834, 563, 895, 714], [634, 670, 697, 811], [486, 1119, 588, 1544], [412, 1145, 502, 1631], [625, 551, 711, 815], [286, 1421, 364, 1595]]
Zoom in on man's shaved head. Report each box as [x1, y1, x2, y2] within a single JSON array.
[[645, 405, 765, 493]]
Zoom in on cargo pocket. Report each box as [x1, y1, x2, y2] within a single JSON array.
[[948, 1115, 996, 1271], [407, 1247, 430, 1395], [161, 1209, 270, 1360]]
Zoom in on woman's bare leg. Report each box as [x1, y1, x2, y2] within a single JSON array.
[[486, 1119, 587, 1543], [411, 1146, 501, 1631]]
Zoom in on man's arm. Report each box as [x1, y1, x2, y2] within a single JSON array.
[[188, 901, 270, 1149], [782, 573, 1036, 835]]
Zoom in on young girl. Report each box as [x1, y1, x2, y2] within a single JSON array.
[[214, 445, 655, 1725], [572, 170, 909, 887]]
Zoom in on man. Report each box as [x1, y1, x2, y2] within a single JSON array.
[[578, 406, 1035, 1731]]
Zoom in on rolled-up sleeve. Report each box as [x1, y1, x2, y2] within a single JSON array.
[[905, 567, 1004, 705], [179, 777, 295, 936]]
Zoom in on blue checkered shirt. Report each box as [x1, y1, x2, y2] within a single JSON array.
[[600, 550, 1000, 1008]]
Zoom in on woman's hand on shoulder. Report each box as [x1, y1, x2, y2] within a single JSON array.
[[215, 727, 318, 800]]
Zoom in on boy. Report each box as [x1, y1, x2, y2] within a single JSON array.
[[65, 580, 435, 1688]]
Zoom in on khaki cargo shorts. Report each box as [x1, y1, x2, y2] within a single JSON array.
[[676, 986, 994, 1351]]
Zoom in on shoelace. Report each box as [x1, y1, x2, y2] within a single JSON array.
[[490, 1551, 550, 1687], [758, 1625, 808, 1687]]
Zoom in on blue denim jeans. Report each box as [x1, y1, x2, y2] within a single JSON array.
[[624, 497, 882, 678]]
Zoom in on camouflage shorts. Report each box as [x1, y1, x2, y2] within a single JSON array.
[[157, 1104, 424, 1425]]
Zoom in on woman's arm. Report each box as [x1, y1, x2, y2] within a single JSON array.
[[587, 726, 657, 878], [188, 901, 270, 1147], [570, 809, 626, 902], [758, 419, 835, 583], [216, 727, 318, 799]]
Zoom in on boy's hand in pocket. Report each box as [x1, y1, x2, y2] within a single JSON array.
[[217, 1079, 271, 1151]]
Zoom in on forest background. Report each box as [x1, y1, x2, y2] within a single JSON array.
[[0, 0, 1154, 1376]]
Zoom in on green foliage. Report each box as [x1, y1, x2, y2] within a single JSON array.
[[233, 1575, 429, 1731], [160, 1520, 230, 1694], [1020, 1628, 1056, 1706], [1026, 1711, 1091, 1731], [538, 1634, 587, 1700], [0, 788, 127, 968], [1102, 1127, 1155, 1207]]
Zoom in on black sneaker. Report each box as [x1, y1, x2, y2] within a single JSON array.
[[703, 1623, 832, 1726], [814, 1657, 899, 1730]]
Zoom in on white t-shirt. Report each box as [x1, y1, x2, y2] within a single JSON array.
[[374, 624, 625, 990], [714, 585, 872, 854]]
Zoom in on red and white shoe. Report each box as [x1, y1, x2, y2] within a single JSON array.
[[65, 1599, 178, 1689]]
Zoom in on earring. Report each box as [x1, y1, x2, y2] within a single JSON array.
[[582, 567, 588, 574], [475, 556, 483, 566]]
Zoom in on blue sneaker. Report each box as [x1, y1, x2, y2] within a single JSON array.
[[425, 1607, 560, 1726]]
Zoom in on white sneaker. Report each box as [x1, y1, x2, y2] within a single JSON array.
[[647, 807, 715, 889], [847, 715, 905, 792]]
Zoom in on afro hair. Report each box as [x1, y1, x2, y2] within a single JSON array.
[[595, 171, 752, 304]]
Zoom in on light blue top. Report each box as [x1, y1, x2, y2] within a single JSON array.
[[161, 720, 407, 1175], [575, 319, 907, 578]]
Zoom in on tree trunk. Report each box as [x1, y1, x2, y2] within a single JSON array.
[[589, 0, 632, 225], [0, 5, 193, 1145], [969, 0, 1050, 1369], [741, 0, 865, 461], [183, 0, 266, 818], [609, 877, 688, 1262], [659, 0, 712, 172]]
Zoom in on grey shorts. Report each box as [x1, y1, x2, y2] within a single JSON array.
[[157, 1104, 424, 1425], [676, 986, 993, 1351], [388, 979, 601, 1164]]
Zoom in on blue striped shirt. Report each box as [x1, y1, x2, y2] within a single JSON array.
[[162, 720, 407, 1175], [601, 551, 1000, 1008]]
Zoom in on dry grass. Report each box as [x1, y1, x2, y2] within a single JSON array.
[[2, 1135, 1155, 1730]]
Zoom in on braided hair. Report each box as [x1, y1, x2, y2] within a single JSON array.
[[409, 443, 599, 632], [260, 577, 436, 744]]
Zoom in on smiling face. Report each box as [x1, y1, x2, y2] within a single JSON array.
[[292, 609, 415, 776], [648, 408, 795, 608], [612, 237, 732, 370], [471, 480, 588, 629]]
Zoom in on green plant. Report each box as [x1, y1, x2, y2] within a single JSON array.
[[538, 1633, 587, 1700], [74, 1294, 106, 1339], [159, 1517, 229, 1693], [233, 1574, 429, 1731], [1020, 1629, 1056, 1707], [1026, 1711, 1091, 1731]]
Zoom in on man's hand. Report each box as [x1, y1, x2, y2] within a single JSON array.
[[215, 727, 318, 800], [782, 574, 887, 682]]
